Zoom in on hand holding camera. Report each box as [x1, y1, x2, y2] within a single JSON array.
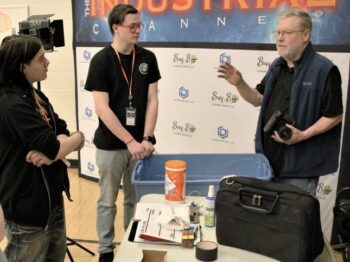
[[263, 110, 295, 140]]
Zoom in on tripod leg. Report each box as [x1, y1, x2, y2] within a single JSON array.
[[66, 247, 74, 262], [66, 237, 95, 256]]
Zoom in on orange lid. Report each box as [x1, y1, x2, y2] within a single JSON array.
[[165, 160, 187, 169]]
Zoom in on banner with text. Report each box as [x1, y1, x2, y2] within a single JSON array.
[[74, 0, 350, 46]]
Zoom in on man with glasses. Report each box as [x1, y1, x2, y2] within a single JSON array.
[[217, 9, 343, 194], [85, 4, 161, 262]]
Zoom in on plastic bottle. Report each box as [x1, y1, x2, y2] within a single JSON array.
[[204, 185, 216, 227], [164, 160, 186, 202]]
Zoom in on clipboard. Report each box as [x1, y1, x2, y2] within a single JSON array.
[[128, 202, 185, 245], [128, 220, 182, 245], [128, 221, 181, 245]]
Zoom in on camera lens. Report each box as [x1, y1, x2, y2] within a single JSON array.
[[277, 125, 292, 140]]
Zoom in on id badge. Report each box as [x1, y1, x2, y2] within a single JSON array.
[[126, 107, 136, 126]]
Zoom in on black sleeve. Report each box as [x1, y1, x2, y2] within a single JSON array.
[[256, 75, 267, 95], [321, 67, 343, 117], [36, 89, 70, 136], [52, 111, 70, 136], [85, 54, 110, 92], [147, 52, 161, 84], [5, 99, 60, 160]]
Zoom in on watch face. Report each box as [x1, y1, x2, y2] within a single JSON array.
[[143, 136, 154, 143]]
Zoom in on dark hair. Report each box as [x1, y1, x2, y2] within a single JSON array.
[[0, 34, 42, 87], [108, 4, 138, 35]]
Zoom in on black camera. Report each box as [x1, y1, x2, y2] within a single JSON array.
[[19, 14, 64, 52], [263, 110, 295, 140]]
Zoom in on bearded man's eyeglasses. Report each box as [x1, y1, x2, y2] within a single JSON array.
[[272, 30, 306, 38]]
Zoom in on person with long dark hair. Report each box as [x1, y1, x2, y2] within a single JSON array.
[[0, 34, 85, 261]]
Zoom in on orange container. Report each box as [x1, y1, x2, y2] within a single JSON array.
[[165, 160, 186, 202]]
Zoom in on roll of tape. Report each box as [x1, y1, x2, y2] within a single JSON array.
[[195, 241, 218, 261]]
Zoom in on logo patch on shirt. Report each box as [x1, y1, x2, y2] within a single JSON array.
[[302, 81, 312, 86], [139, 63, 148, 74]]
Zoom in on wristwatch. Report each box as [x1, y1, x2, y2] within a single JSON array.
[[143, 135, 156, 145]]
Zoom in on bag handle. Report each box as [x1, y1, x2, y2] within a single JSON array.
[[238, 187, 279, 214], [336, 187, 350, 204]]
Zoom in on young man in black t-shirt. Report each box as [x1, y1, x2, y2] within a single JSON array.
[[85, 4, 161, 262]]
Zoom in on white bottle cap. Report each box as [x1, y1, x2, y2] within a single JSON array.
[[208, 185, 215, 197]]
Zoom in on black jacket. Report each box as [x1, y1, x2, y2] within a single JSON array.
[[0, 85, 71, 227]]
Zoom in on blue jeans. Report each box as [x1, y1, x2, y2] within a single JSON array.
[[5, 205, 66, 262], [273, 177, 319, 195], [96, 149, 136, 254], [0, 250, 8, 262]]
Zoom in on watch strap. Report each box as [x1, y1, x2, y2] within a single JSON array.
[[143, 135, 156, 145]]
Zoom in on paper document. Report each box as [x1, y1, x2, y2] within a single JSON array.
[[133, 202, 188, 244]]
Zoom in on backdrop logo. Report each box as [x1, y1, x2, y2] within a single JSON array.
[[317, 182, 333, 196], [83, 50, 92, 61], [219, 53, 231, 64], [79, 79, 87, 91], [87, 161, 95, 173], [81, 105, 97, 121], [172, 121, 196, 137], [84, 137, 95, 148], [311, 10, 325, 18], [217, 125, 229, 139], [179, 86, 189, 99], [257, 56, 272, 73], [174, 86, 194, 103], [211, 90, 239, 107], [173, 53, 198, 68], [212, 125, 234, 144], [84, 107, 93, 118]]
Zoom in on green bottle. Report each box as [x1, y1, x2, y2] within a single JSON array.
[[204, 185, 215, 227]]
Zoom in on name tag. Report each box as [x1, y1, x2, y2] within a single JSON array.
[[126, 107, 136, 126]]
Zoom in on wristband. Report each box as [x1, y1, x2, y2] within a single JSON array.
[[126, 138, 134, 145]]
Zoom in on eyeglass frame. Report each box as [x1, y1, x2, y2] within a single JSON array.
[[118, 22, 144, 33], [272, 29, 306, 38]]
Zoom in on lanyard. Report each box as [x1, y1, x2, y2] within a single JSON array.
[[115, 46, 136, 107], [33, 89, 51, 127]]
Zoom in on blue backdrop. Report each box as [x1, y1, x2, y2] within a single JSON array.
[[74, 0, 350, 46]]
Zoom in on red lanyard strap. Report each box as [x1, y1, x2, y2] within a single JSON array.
[[115, 46, 136, 106]]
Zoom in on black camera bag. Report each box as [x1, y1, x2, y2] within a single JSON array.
[[333, 187, 350, 243], [215, 176, 324, 262]]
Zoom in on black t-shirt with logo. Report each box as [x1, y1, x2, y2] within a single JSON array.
[[85, 45, 161, 150]]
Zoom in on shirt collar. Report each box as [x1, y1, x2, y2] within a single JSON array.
[[292, 42, 313, 68]]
